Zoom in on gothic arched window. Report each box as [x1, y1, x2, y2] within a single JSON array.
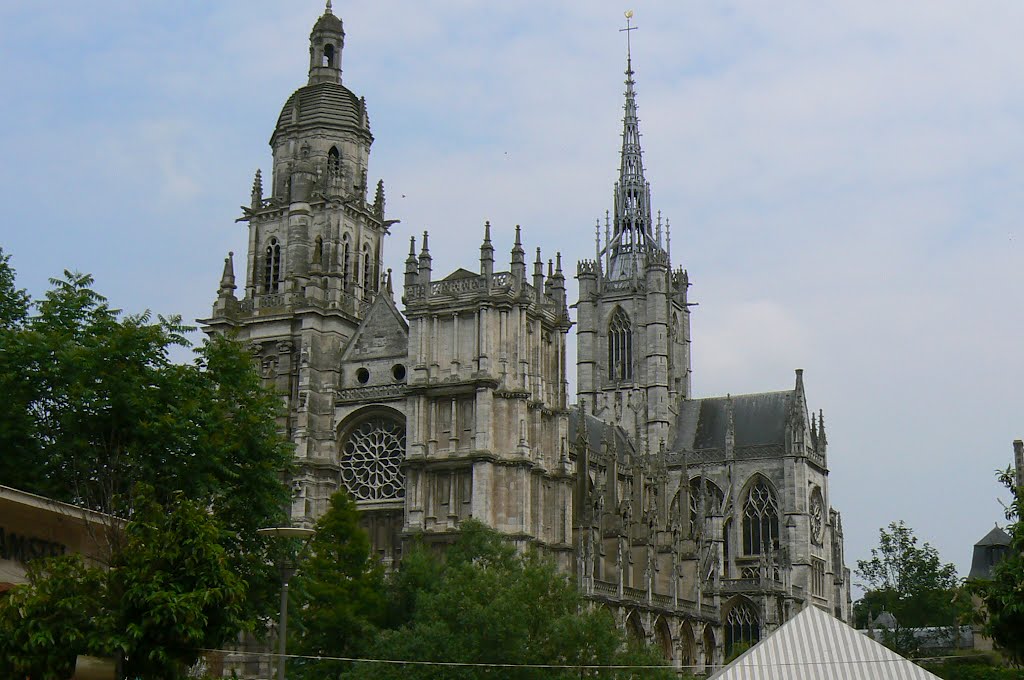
[[264, 237, 281, 293], [689, 477, 724, 537], [328, 146, 341, 179], [362, 244, 373, 297], [725, 601, 760, 657], [607, 308, 632, 381], [339, 413, 406, 502], [342, 234, 351, 288], [742, 478, 779, 555]]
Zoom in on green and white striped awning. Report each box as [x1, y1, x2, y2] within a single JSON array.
[[711, 606, 943, 680]]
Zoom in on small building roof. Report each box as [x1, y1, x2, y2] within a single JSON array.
[[974, 525, 1011, 547], [968, 525, 1012, 580], [710, 605, 943, 680]]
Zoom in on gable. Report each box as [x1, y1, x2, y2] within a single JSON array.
[[340, 294, 409, 361]]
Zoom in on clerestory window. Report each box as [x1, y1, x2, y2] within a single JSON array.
[[742, 478, 779, 555], [607, 308, 632, 381]]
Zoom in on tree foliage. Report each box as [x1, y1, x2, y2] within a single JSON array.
[[854, 521, 964, 657], [0, 250, 294, 676], [336, 520, 677, 680], [0, 487, 247, 680], [0, 554, 111, 680], [0, 261, 291, 529], [289, 491, 388, 679], [966, 468, 1024, 665], [0, 256, 290, 591]]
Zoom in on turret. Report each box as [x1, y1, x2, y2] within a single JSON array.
[[308, 1, 345, 86]]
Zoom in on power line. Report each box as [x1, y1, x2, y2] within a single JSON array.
[[197, 647, 988, 671]]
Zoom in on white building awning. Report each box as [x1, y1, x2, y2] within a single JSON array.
[[711, 606, 943, 680]]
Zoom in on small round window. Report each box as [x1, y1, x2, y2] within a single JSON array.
[[392, 364, 406, 382], [356, 367, 370, 384]]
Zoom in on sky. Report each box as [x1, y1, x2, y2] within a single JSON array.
[[1, 1, 1022, 587]]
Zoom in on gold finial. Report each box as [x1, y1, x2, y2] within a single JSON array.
[[625, 10, 634, 19], [620, 10, 637, 60]]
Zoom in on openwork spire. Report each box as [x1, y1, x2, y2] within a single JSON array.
[[605, 10, 659, 280]]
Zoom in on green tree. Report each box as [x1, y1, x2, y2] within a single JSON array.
[[341, 521, 677, 680], [0, 554, 112, 680], [289, 491, 388, 679], [0, 254, 294, 674], [113, 486, 247, 678], [855, 521, 964, 656], [0, 263, 291, 613], [0, 246, 38, 490], [0, 487, 247, 680], [966, 468, 1024, 665], [0, 268, 291, 527]]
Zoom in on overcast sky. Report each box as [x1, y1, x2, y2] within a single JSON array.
[[2, 1, 1021, 586]]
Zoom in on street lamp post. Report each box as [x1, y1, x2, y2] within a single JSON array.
[[257, 526, 316, 680]]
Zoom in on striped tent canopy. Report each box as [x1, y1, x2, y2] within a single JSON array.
[[711, 606, 943, 680]]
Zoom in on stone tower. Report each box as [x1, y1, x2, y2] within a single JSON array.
[[203, 2, 401, 542], [401, 224, 575, 562], [576, 44, 691, 453]]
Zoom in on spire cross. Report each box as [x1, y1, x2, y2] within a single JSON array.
[[620, 11, 637, 62]]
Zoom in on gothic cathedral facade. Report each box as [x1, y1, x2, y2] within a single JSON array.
[[203, 5, 851, 672]]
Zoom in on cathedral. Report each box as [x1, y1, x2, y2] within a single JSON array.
[[202, 4, 851, 672]]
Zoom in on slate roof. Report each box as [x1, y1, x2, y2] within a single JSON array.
[[568, 411, 635, 461], [974, 525, 1011, 547], [673, 390, 793, 453], [968, 525, 1012, 580], [272, 82, 369, 145], [711, 605, 943, 680]]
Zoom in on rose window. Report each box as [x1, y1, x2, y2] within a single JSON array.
[[340, 416, 405, 501]]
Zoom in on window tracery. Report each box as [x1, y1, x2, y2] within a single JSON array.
[[264, 237, 281, 293], [742, 478, 779, 555], [725, 601, 760, 658], [339, 415, 406, 502], [607, 308, 632, 381]]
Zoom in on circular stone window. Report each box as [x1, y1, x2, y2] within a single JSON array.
[[356, 367, 370, 384], [339, 416, 406, 501], [392, 363, 406, 382]]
